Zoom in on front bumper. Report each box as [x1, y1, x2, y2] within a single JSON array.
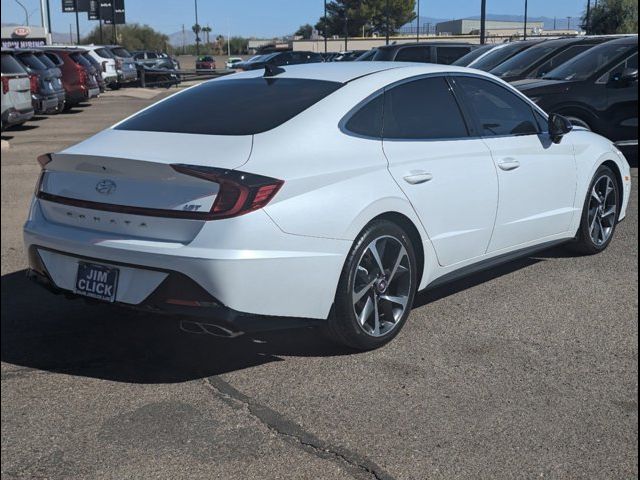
[[24, 201, 350, 320]]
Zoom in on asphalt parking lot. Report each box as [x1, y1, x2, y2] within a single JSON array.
[[1, 89, 638, 480]]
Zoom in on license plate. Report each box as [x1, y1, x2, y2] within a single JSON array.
[[75, 262, 119, 302]]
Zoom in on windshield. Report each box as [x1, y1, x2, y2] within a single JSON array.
[[469, 42, 530, 70], [543, 42, 637, 81], [116, 77, 343, 136], [16, 53, 47, 70], [355, 49, 377, 61], [111, 47, 132, 58], [491, 43, 558, 77], [452, 44, 494, 66]]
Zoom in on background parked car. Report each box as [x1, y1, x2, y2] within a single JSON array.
[[196, 55, 216, 71], [43, 48, 100, 109], [460, 39, 546, 71], [1, 49, 34, 130], [234, 51, 323, 71], [490, 36, 617, 82], [225, 57, 243, 69], [451, 43, 497, 66], [13, 49, 64, 114], [333, 50, 368, 62], [361, 42, 479, 64], [132, 51, 177, 70], [514, 35, 638, 146], [75, 45, 119, 89], [105, 45, 138, 85], [32, 50, 66, 111], [79, 51, 106, 92]]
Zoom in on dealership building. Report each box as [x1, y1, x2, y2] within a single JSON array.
[[435, 19, 545, 36], [1, 25, 49, 48]]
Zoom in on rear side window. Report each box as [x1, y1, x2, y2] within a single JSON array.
[[16, 53, 47, 70], [436, 46, 470, 65], [395, 46, 431, 63], [44, 52, 64, 66], [116, 77, 342, 135], [454, 76, 539, 136], [111, 48, 131, 58], [383, 76, 468, 140], [71, 52, 92, 68], [1, 53, 27, 74], [344, 95, 384, 138]]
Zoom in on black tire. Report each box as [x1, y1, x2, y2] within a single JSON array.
[[569, 165, 620, 255], [326, 219, 418, 350]]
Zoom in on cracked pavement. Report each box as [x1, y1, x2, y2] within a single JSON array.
[[2, 88, 638, 479]]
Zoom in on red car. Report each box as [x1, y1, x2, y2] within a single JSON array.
[[195, 55, 216, 71], [40, 48, 100, 109]]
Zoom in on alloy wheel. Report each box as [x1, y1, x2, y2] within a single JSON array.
[[352, 235, 412, 337], [588, 175, 617, 247]]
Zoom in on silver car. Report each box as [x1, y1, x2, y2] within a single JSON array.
[[106, 45, 138, 84], [1, 49, 34, 130]]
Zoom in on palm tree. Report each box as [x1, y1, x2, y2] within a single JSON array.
[[192, 23, 202, 44], [201, 25, 212, 45]]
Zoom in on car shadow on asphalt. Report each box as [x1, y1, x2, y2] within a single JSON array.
[[1, 248, 561, 384]]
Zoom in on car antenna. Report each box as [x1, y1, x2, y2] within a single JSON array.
[[264, 64, 285, 77]]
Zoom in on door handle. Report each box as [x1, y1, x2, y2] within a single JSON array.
[[403, 173, 433, 185], [497, 159, 521, 171]]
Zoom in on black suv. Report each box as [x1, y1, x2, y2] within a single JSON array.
[[362, 42, 478, 65], [514, 36, 638, 145], [236, 51, 323, 71], [490, 36, 617, 82]]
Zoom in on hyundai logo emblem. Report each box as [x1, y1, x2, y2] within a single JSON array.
[[96, 179, 117, 195]]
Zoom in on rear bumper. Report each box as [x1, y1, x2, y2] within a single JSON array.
[[118, 70, 138, 82], [23, 200, 350, 320], [32, 94, 59, 114], [2, 106, 34, 126], [86, 87, 100, 98]]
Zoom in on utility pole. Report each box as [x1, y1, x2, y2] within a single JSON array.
[[567, 16, 571, 30], [74, 0, 80, 44], [182, 24, 185, 54], [194, 0, 200, 56], [385, 0, 390, 45], [480, 0, 487, 44], [112, 2, 117, 44], [553, 16, 557, 30], [523, 0, 528, 40], [324, 0, 328, 53], [344, 10, 348, 51], [585, 0, 592, 34], [416, 0, 420, 42], [69, 23, 73, 43]]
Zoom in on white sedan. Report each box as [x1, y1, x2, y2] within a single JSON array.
[[24, 62, 632, 350]]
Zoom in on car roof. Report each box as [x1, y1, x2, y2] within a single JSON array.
[[224, 61, 489, 84], [378, 42, 473, 51], [596, 34, 638, 46]]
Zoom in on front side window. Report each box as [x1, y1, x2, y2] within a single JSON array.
[[116, 77, 342, 136], [394, 47, 432, 63], [147, 52, 157, 59], [111, 47, 131, 58], [596, 51, 638, 84], [454, 76, 539, 137], [436, 46, 470, 65], [529, 45, 593, 78], [383, 76, 468, 140]]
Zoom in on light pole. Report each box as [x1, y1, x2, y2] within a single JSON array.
[[416, 0, 420, 42], [523, 0, 528, 40], [480, 0, 487, 45], [585, 0, 592, 34], [13, 0, 29, 25], [344, 9, 348, 51], [324, 0, 328, 53], [567, 16, 571, 30], [194, 0, 200, 56], [385, 0, 390, 45]]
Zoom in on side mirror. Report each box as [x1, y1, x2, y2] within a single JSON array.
[[610, 68, 638, 87], [548, 113, 573, 144]]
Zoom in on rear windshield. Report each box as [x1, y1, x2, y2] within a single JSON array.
[[71, 52, 92, 68], [44, 52, 63, 66], [16, 52, 47, 70], [82, 52, 100, 67], [116, 77, 342, 135], [111, 47, 131, 58], [1, 53, 27, 74], [95, 48, 114, 59], [35, 52, 56, 68]]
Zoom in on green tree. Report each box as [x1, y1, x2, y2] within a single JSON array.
[[315, 0, 416, 38], [82, 23, 170, 52], [295, 23, 314, 39], [583, 0, 638, 34]]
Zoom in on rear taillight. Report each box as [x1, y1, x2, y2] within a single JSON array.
[[171, 164, 283, 220], [116, 59, 123, 69], [35, 153, 53, 194], [29, 74, 39, 93], [76, 65, 87, 85], [101, 61, 107, 72], [1, 76, 9, 94]]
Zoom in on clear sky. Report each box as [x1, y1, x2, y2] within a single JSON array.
[[1, 0, 587, 38]]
